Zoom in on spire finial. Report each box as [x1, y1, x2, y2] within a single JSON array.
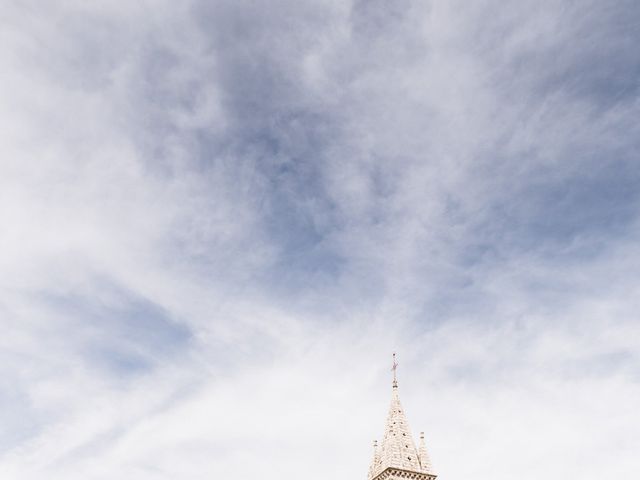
[[392, 352, 398, 388]]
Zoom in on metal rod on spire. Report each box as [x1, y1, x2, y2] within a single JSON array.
[[392, 352, 398, 388]]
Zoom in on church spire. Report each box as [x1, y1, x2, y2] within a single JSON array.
[[368, 440, 380, 479], [418, 431, 433, 473], [368, 354, 436, 480]]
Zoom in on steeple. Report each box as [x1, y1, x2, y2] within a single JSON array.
[[368, 354, 436, 480], [418, 432, 433, 473]]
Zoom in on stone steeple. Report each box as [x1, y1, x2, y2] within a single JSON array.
[[368, 355, 436, 480]]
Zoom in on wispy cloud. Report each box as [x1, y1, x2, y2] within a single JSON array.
[[1, 1, 639, 479]]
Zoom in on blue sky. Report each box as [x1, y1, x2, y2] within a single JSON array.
[[1, 1, 639, 479]]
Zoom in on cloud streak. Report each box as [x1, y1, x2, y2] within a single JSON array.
[[1, 1, 639, 479]]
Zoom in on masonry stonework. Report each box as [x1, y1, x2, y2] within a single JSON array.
[[367, 359, 437, 480]]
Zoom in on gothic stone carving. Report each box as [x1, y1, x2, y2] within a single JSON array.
[[373, 467, 437, 480]]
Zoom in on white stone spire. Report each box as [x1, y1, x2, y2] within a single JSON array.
[[418, 432, 433, 473], [368, 440, 380, 479], [368, 355, 436, 480]]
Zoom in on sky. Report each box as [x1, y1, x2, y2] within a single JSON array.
[[1, 1, 639, 479]]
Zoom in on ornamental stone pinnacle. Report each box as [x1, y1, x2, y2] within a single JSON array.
[[368, 355, 437, 480]]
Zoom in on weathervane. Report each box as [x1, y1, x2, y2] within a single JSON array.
[[392, 352, 398, 388]]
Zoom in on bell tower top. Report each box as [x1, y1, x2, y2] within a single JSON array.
[[368, 354, 436, 480]]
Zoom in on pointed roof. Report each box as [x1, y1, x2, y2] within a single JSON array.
[[368, 355, 435, 479], [419, 431, 433, 473]]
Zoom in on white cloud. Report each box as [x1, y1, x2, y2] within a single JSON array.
[[1, 1, 639, 479]]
